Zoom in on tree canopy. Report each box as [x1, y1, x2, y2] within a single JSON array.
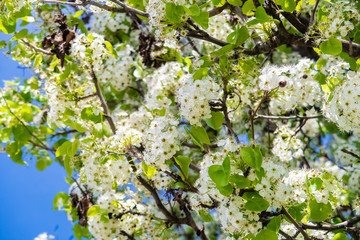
[[1, 0, 360, 239]]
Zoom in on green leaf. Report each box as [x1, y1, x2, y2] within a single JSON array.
[[208, 156, 231, 187], [175, 155, 191, 180], [235, 26, 249, 46], [242, 0, 256, 16], [73, 223, 92, 240], [56, 140, 79, 157], [185, 4, 200, 16], [74, 10, 84, 18], [6, 142, 26, 165], [190, 126, 211, 144], [309, 199, 332, 222], [314, 72, 326, 85], [333, 233, 348, 240], [104, 40, 118, 58], [222, 156, 230, 177], [267, 216, 281, 233], [142, 161, 157, 179], [64, 119, 87, 132], [217, 183, 234, 196], [0, 15, 16, 34], [205, 111, 224, 130], [64, 156, 73, 177], [209, 165, 228, 186], [199, 210, 214, 222], [87, 205, 101, 217], [185, 127, 204, 150], [254, 229, 277, 240], [36, 155, 52, 171], [320, 38, 342, 55], [228, 0, 243, 6], [12, 29, 28, 40], [211, 44, 234, 57], [287, 203, 307, 222], [308, 177, 322, 191], [53, 192, 70, 210], [229, 174, 251, 189], [0, 40, 6, 50], [81, 107, 101, 122], [243, 192, 270, 212], [166, 3, 184, 23], [102, 122, 113, 137], [56, 141, 71, 157], [68, 140, 80, 156], [340, 52, 358, 71], [33, 54, 43, 68], [192, 11, 209, 29], [277, 0, 296, 12], [255, 6, 270, 23], [240, 146, 262, 170]]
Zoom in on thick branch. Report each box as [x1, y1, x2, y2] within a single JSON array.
[[208, 2, 230, 17]]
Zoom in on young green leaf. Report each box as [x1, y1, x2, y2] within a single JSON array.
[[254, 229, 277, 240], [199, 210, 214, 222], [309, 199, 332, 222], [205, 111, 224, 130], [87, 205, 101, 217], [192, 11, 209, 29], [229, 174, 251, 189], [243, 192, 270, 212], [175, 155, 191, 180], [228, 0, 243, 6], [12, 29, 28, 40], [320, 38, 342, 55], [190, 125, 211, 144]]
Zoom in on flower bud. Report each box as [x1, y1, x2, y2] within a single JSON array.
[[278, 79, 287, 87]]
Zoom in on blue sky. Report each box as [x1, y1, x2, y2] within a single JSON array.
[[0, 33, 74, 240]]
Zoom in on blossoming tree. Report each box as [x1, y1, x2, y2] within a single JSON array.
[[1, 0, 360, 239]]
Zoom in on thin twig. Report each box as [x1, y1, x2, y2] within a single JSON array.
[[21, 39, 54, 55], [302, 215, 360, 231], [281, 206, 310, 240], [107, 0, 149, 18], [255, 114, 323, 120], [309, 0, 321, 28], [341, 149, 360, 161], [1, 89, 49, 150], [221, 77, 240, 144], [42, 0, 127, 13], [249, 90, 270, 144], [77, 93, 96, 100], [89, 67, 117, 134]]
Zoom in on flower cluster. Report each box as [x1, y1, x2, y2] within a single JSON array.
[[177, 75, 220, 125]]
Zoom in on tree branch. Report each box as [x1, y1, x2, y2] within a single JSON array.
[[41, 0, 128, 13], [281, 206, 310, 240], [136, 175, 180, 223], [89, 67, 117, 134], [255, 114, 323, 120], [21, 39, 54, 55], [309, 0, 321, 28], [302, 215, 360, 231], [1, 89, 50, 151]]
